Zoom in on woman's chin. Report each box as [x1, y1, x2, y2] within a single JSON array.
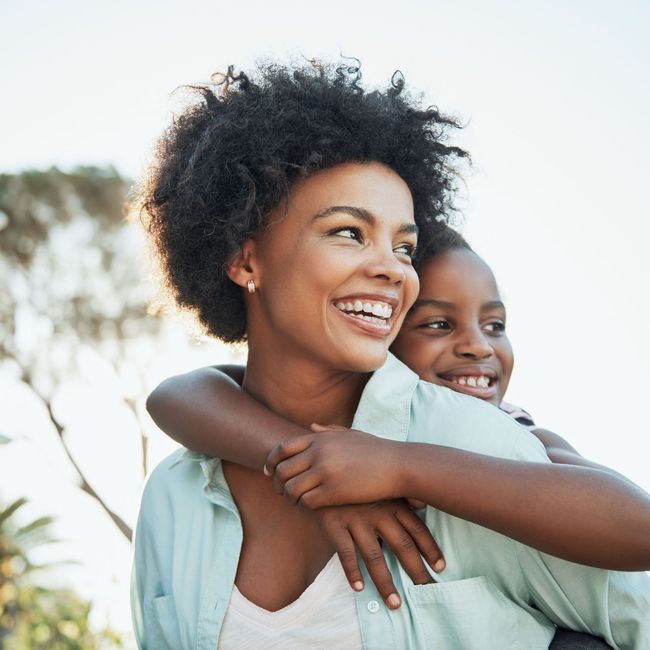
[[333, 344, 389, 373]]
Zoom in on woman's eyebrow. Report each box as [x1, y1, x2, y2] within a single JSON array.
[[313, 205, 418, 235]]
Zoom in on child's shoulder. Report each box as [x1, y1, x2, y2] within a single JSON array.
[[499, 401, 536, 428]]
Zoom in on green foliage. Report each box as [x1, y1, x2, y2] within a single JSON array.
[[0, 166, 161, 364], [0, 498, 124, 649]]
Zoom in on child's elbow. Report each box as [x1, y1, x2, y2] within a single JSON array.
[[146, 377, 178, 424]]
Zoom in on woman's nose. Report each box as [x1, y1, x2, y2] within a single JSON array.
[[364, 245, 407, 284]]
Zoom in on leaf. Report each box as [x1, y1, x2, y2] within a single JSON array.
[[0, 496, 28, 525], [0, 432, 11, 444], [15, 515, 56, 539]]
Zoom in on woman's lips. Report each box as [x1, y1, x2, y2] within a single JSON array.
[[334, 305, 392, 337], [332, 294, 399, 338]]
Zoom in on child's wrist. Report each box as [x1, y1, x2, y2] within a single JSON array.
[[390, 441, 416, 499]]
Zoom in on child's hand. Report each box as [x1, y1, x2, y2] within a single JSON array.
[[313, 500, 445, 609], [263, 423, 407, 508]]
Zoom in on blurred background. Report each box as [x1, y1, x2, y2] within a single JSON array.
[[1, 0, 648, 646]]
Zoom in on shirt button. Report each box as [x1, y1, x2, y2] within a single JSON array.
[[367, 600, 380, 613]]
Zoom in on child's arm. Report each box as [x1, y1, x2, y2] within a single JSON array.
[[147, 364, 302, 469], [531, 427, 636, 483], [265, 425, 650, 571], [146, 366, 445, 609], [503, 402, 638, 483]]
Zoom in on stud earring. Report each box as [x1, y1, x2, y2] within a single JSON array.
[[247, 279, 256, 294]]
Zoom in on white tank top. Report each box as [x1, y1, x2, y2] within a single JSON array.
[[218, 554, 364, 649]]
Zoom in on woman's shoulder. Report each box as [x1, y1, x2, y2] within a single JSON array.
[[139, 448, 206, 512], [409, 381, 548, 462]]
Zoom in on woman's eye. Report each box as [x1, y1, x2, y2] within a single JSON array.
[[484, 321, 506, 334], [331, 227, 362, 241], [423, 319, 451, 331], [394, 243, 416, 259]]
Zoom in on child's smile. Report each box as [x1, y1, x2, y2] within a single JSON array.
[[391, 247, 514, 406]]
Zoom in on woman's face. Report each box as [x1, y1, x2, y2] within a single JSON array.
[[391, 248, 514, 405], [247, 162, 420, 372]]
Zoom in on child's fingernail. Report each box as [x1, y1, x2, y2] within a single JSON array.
[[263, 464, 271, 476], [434, 559, 446, 572], [387, 593, 401, 608], [352, 581, 364, 592]]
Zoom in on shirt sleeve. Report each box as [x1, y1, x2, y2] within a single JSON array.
[[505, 425, 650, 648], [130, 462, 176, 650], [514, 544, 650, 649]]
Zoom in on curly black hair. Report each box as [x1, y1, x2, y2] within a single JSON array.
[[141, 60, 469, 342], [420, 225, 473, 261]]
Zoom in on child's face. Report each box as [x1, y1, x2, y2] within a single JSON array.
[[391, 248, 514, 406]]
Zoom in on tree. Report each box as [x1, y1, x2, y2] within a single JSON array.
[[0, 166, 163, 541]]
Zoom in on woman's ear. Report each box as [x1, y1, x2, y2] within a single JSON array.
[[227, 239, 260, 290]]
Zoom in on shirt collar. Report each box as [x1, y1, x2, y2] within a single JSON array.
[[352, 352, 419, 442]]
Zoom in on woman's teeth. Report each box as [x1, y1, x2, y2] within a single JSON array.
[[450, 376, 491, 388], [335, 300, 393, 321]]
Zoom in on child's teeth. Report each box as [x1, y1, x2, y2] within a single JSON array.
[[451, 375, 491, 388]]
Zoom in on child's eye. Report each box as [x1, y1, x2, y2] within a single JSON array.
[[484, 321, 506, 335], [330, 227, 362, 242], [423, 319, 451, 331]]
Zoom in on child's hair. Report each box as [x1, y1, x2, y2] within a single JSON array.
[[139, 60, 469, 343], [416, 225, 472, 267]]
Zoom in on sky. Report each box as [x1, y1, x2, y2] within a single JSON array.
[[1, 0, 649, 641]]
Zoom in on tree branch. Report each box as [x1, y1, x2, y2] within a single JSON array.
[[17, 362, 133, 542], [122, 396, 148, 478]]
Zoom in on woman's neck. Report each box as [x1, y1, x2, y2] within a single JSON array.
[[243, 347, 369, 428]]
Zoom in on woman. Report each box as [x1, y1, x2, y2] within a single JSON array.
[[132, 61, 650, 649]]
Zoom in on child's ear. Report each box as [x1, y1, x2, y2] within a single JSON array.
[[227, 239, 260, 290]]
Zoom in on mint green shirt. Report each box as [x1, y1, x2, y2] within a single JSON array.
[[132, 353, 650, 649]]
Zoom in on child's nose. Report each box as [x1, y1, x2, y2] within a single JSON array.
[[454, 330, 493, 359]]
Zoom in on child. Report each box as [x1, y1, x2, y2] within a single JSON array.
[[390, 228, 623, 476]]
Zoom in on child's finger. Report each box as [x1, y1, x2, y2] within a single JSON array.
[[376, 518, 434, 586], [330, 527, 365, 593], [350, 524, 402, 610], [281, 472, 321, 506], [264, 435, 314, 475], [272, 453, 312, 494], [396, 506, 446, 573]]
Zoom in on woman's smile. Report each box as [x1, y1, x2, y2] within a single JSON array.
[[333, 293, 399, 337]]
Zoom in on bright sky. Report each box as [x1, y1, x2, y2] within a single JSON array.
[[2, 0, 649, 642]]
